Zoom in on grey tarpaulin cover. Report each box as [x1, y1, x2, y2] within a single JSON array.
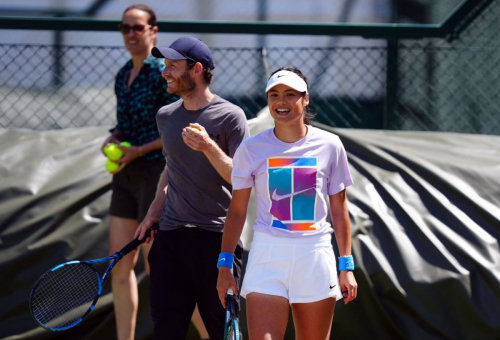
[[1, 115, 499, 339]]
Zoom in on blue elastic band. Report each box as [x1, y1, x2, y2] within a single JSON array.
[[339, 255, 354, 271], [217, 252, 234, 269]]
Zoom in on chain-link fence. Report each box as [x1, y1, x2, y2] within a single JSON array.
[[0, 1, 498, 134], [395, 0, 500, 134]]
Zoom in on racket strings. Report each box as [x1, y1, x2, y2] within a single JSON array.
[[225, 295, 240, 340], [30, 263, 100, 329], [226, 324, 236, 340]]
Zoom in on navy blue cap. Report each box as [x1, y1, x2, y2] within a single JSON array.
[[151, 36, 214, 70]]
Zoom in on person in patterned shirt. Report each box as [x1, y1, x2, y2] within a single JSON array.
[[99, 4, 183, 340]]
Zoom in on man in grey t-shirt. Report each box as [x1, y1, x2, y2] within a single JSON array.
[[135, 36, 249, 340]]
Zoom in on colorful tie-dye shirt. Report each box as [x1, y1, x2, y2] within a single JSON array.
[[232, 125, 353, 237], [112, 55, 179, 161]]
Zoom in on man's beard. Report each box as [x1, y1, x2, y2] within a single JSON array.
[[169, 70, 196, 97]]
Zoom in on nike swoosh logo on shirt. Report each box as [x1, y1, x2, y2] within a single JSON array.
[[272, 187, 315, 201]]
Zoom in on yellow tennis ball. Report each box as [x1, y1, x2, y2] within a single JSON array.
[[105, 144, 123, 161], [105, 159, 119, 172], [103, 142, 114, 155], [188, 125, 201, 131], [120, 141, 131, 147]]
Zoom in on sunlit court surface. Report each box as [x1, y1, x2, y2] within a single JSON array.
[[1, 0, 500, 339]]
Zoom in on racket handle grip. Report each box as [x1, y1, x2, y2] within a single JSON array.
[[227, 267, 234, 295], [119, 223, 159, 256]]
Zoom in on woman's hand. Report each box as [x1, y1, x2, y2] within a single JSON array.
[[101, 135, 120, 156], [339, 270, 358, 304], [110, 145, 142, 174], [216, 267, 238, 308]]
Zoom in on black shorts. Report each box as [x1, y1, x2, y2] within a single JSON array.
[[109, 159, 165, 222], [148, 227, 243, 340]]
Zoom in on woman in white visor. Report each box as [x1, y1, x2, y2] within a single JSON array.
[[217, 66, 358, 339]]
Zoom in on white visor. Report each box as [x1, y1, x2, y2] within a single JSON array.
[[265, 70, 308, 93]]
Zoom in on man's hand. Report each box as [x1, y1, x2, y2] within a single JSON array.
[[135, 215, 159, 245], [181, 123, 215, 152]]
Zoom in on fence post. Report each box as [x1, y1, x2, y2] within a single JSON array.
[[384, 38, 398, 130], [52, 13, 64, 89], [52, 31, 63, 89]]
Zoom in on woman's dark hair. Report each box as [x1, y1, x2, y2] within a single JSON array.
[[269, 66, 314, 125], [187, 59, 214, 85], [122, 4, 157, 26], [122, 4, 158, 44]]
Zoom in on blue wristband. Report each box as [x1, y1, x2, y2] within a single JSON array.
[[217, 252, 234, 269], [339, 255, 354, 271]]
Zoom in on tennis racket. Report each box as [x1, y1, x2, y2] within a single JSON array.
[[224, 267, 241, 340], [29, 223, 159, 331]]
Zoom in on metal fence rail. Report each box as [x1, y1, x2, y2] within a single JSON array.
[[0, 0, 498, 134]]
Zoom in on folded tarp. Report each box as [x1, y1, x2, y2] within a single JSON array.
[[1, 118, 499, 339]]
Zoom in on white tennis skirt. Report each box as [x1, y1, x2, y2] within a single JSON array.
[[241, 231, 343, 304]]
